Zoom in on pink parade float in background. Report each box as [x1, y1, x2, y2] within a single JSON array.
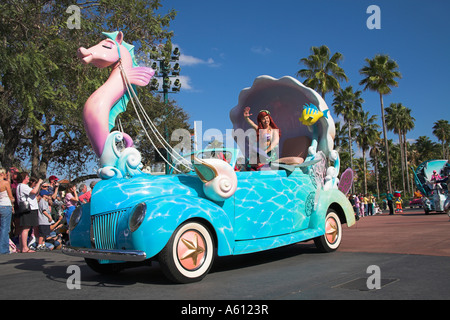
[[64, 31, 356, 283]]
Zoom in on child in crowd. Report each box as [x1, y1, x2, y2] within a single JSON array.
[[64, 183, 79, 225], [48, 214, 64, 249], [37, 192, 53, 251]]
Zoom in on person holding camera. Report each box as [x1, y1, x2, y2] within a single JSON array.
[[47, 175, 60, 200], [16, 173, 43, 253]]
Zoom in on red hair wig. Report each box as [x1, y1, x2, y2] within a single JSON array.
[[256, 110, 281, 137]]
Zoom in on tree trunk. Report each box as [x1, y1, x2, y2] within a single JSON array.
[[0, 133, 21, 170], [380, 93, 392, 193], [398, 131, 405, 193], [30, 128, 41, 178], [363, 148, 368, 194], [348, 123, 354, 193], [0, 115, 26, 170], [374, 152, 380, 198], [403, 132, 411, 195]]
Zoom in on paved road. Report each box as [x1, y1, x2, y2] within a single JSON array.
[[340, 209, 450, 257], [1, 208, 449, 302]]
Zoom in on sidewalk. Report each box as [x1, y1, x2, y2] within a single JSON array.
[[340, 208, 450, 257]]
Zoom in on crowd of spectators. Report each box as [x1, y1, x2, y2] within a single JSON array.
[[348, 193, 382, 219], [0, 167, 97, 254]]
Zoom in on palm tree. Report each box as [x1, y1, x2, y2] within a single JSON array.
[[432, 119, 450, 158], [359, 54, 402, 193], [333, 121, 348, 150], [355, 110, 380, 194], [353, 157, 366, 193], [400, 108, 415, 194], [296, 45, 348, 100], [414, 136, 439, 160], [334, 121, 352, 169], [385, 103, 407, 193], [333, 86, 363, 176], [369, 135, 383, 198]]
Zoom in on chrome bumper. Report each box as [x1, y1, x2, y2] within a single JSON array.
[[62, 246, 147, 262]]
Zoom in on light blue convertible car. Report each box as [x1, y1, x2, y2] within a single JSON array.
[[65, 147, 354, 283], [63, 75, 356, 283]]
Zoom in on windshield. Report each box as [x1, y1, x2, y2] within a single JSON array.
[[170, 148, 238, 174]]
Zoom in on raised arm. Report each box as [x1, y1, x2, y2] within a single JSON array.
[[243, 107, 258, 130]]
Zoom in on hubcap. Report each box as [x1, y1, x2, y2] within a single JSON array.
[[325, 216, 339, 244], [176, 230, 206, 271]]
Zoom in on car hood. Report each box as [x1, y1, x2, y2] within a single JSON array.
[[90, 173, 203, 215]]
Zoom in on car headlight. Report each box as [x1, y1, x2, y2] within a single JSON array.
[[129, 202, 147, 232], [69, 206, 82, 232]]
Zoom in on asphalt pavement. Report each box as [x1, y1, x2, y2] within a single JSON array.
[[339, 208, 450, 257], [0, 208, 449, 302]]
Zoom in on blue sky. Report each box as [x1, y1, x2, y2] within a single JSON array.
[[158, 0, 449, 149]]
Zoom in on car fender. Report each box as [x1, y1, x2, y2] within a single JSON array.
[[130, 195, 235, 258], [69, 203, 92, 248], [309, 188, 356, 233]]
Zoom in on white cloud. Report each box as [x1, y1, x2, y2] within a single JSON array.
[[169, 44, 219, 92], [179, 54, 215, 67], [177, 75, 193, 91], [170, 43, 213, 67], [251, 46, 272, 55]]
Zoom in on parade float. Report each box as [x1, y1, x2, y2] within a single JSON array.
[[413, 159, 450, 214], [63, 31, 356, 283]]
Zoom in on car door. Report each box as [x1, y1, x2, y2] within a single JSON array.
[[233, 169, 315, 240]]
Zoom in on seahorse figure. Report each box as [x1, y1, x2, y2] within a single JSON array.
[[77, 31, 154, 158]]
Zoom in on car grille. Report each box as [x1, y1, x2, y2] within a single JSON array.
[[91, 210, 127, 250]]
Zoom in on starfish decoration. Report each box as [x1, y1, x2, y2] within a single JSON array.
[[326, 219, 338, 243], [180, 234, 205, 267]]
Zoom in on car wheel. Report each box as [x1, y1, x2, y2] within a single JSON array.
[[158, 221, 215, 283], [313, 209, 342, 253]]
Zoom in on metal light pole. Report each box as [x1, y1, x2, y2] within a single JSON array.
[[150, 47, 182, 174]]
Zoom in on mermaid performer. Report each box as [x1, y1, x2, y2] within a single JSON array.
[[243, 107, 281, 169]]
